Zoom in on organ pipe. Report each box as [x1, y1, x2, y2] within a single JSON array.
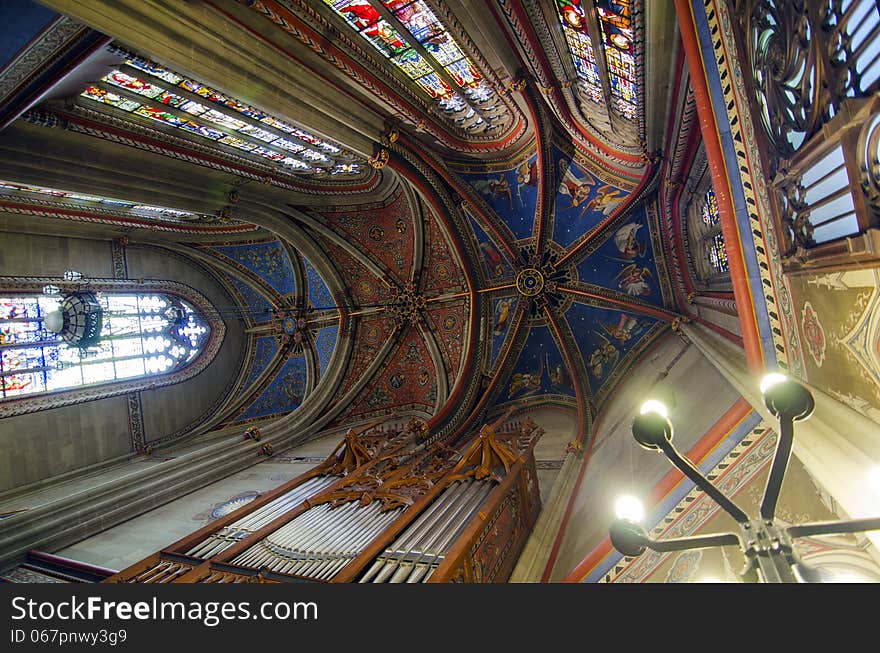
[[105, 415, 544, 584]]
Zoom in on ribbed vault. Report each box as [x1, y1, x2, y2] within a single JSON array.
[[0, 0, 682, 454]]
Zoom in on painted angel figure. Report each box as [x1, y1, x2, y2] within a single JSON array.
[[615, 263, 653, 296], [516, 159, 538, 204], [600, 313, 640, 344], [481, 241, 506, 277], [509, 356, 543, 397], [558, 163, 595, 213], [547, 354, 572, 391], [587, 333, 619, 379], [472, 175, 514, 210], [585, 184, 626, 217], [494, 298, 513, 336], [613, 222, 647, 259]]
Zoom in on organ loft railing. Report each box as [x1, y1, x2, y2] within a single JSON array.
[[731, 0, 880, 272], [104, 415, 544, 584]]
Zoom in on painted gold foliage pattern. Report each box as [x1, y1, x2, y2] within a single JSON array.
[[346, 325, 437, 418]]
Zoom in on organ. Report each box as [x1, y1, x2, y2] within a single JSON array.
[[105, 414, 544, 583]]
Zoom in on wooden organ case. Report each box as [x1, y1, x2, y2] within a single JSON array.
[[104, 416, 544, 584]]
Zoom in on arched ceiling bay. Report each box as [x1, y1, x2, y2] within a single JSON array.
[[1, 0, 683, 451]]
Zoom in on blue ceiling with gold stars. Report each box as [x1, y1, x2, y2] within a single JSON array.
[[449, 131, 673, 426]]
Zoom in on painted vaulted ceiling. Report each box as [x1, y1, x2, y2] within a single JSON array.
[[0, 0, 685, 449]]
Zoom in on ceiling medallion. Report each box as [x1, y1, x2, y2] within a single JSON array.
[[388, 283, 426, 327], [514, 241, 575, 320], [516, 268, 545, 297], [273, 309, 307, 348]]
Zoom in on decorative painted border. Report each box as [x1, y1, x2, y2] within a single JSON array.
[[126, 392, 145, 453], [658, 62, 698, 306], [676, 144, 710, 286], [696, 0, 805, 375], [645, 196, 677, 310], [0, 194, 258, 235], [0, 17, 84, 104], [110, 238, 128, 280]]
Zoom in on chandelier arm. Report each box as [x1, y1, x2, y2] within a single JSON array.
[[787, 516, 880, 540], [646, 531, 742, 553], [658, 439, 750, 524], [759, 416, 794, 521]]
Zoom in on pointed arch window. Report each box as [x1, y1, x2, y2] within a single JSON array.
[[686, 186, 730, 284], [79, 48, 364, 178], [701, 186, 720, 227], [0, 290, 210, 400], [555, 0, 637, 120], [557, 0, 605, 105], [320, 0, 502, 133], [707, 231, 729, 274]]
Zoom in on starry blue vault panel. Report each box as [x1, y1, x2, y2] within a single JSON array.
[[565, 301, 657, 396], [213, 241, 296, 297], [500, 325, 575, 404], [0, 1, 57, 71], [228, 277, 273, 323], [304, 258, 334, 310], [575, 205, 664, 306], [553, 148, 629, 248], [244, 336, 279, 388], [467, 212, 515, 280], [315, 325, 338, 378], [460, 154, 539, 241], [490, 295, 516, 370], [236, 355, 308, 422]]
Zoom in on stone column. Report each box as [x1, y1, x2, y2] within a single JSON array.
[[689, 294, 737, 316], [509, 451, 582, 582]]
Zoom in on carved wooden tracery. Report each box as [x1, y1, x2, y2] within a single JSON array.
[[732, 0, 880, 266]]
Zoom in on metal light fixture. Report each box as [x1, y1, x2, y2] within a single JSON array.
[[45, 292, 104, 348], [62, 269, 83, 282], [614, 495, 645, 523], [609, 375, 880, 582]]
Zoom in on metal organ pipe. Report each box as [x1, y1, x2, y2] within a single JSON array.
[[229, 500, 404, 580], [106, 415, 543, 584], [127, 560, 193, 584], [237, 504, 337, 569], [185, 475, 335, 558], [359, 480, 495, 583], [367, 482, 479, 584]]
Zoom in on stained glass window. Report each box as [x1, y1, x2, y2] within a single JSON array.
[[596, 0, 635, 119], [0, 293, 209, 399], [556, 0, 605, 106], [555, 0, 637, 119], [320, 1, 500, 132], [708, 232, 729, 273], [80, 52, 362, 177], [702, 188, 719, 226], [0, 180, 213, 223]]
